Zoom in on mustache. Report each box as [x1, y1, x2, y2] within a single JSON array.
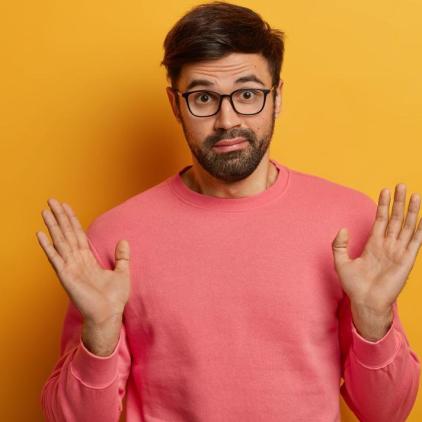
[[206, 128, 257, 148]]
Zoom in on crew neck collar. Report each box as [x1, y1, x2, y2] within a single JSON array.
[[167, 158, 290, 212]]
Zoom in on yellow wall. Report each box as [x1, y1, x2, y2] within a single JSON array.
[[1, 1, 421, 420]]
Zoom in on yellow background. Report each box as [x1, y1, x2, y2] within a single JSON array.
[[1, 1, 421, 420]]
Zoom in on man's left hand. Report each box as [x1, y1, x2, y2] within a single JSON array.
[[332, 183, 422, 340]]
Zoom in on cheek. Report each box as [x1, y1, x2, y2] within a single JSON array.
[[246, 100, 274, 130], [182, 115, 214, 141], [245, 114, 269, 134], [260, 108, 275, 131]]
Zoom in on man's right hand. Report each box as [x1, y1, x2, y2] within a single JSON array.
[[36, 198, 131, 356]]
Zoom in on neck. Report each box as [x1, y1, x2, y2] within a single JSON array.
[[181, 156, 278, 199]]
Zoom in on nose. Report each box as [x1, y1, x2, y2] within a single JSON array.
[[213, 96, 242, 131]]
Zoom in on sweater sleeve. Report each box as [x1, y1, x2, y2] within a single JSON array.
[[338, 292, 421, 422], [335, 191, 421, 421], [40, 231, 132, 422]]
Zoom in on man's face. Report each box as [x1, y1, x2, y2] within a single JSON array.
[[166, 52, 283, 183]]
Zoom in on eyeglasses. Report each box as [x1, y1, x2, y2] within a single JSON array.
[[172, 85, 276, 117]]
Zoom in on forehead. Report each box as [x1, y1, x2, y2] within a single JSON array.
[[178, 52, 272, 89]]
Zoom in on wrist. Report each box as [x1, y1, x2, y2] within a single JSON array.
[[81, 316, 123, 357], [351, 303, 394, 342]]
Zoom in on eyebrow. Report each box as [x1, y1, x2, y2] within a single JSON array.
[[185, 74, 266, 91]]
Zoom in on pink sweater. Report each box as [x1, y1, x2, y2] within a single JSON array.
[[41, 158, 420, 421]]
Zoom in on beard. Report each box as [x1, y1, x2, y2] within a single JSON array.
[[180, 107, 276, 183]]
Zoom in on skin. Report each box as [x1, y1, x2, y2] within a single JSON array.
[[166, 52, 283, 197], [35, 53, 422, 358], [332, 185, 422, 340], [36, 198, 130, 356]]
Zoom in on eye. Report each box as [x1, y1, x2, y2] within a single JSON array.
[[192, 91, 218, 104], [237, 89, 259, 102], [199, 93, 210, 103]]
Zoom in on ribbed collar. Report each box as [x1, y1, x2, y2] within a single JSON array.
[[167, 158, 291, 212]]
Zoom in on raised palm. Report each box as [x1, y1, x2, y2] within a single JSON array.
[[332, 184, 422, 314], [36, 198, 131, 325]]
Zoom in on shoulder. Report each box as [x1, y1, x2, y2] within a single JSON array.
[[286, 166, 378, 257], [85, 177, 172, 241], [288, 166, 377, 216]]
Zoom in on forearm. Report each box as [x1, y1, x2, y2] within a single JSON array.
[[350, 303, 394, 342], [82, 315, 123, 357], [341, 301, 420, 422], [41, 326, 126, 422], [41, 302, 131, 422]]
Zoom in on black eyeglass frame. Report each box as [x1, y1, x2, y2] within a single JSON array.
[[171, 85, 276, 117]]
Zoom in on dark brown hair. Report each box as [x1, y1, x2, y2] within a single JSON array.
[[161, 1, 285, 89]]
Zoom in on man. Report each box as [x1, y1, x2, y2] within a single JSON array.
[[38, 2, 421, 421]]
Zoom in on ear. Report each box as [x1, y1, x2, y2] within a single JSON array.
[[274, 79, 283, 117], [166, 86, 182, 124]]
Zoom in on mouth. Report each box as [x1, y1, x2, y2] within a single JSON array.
[[212, 137, 248, 153], [213, 137, 246, 147]]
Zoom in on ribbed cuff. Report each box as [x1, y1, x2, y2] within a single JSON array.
[[70, 329, 123, 388], [351, 316, 401, 369]]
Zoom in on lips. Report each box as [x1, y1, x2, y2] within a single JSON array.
[[213, 137, 246, 147]]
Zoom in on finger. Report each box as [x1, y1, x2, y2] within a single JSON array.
[[114, 239, 130, 273], [407, 216, 422, 257], [371, 188, 391, 238], [398, 192, 421, 246], [36, 230, 65, 273], [47, 198, 79, 251], [41, 208, 72, 258], [385, 183, 407, 239], [62, 202, 90, 250]]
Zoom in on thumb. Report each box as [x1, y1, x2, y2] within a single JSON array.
[[114, 239, 130, 273], [332, 228, 351, 267]]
